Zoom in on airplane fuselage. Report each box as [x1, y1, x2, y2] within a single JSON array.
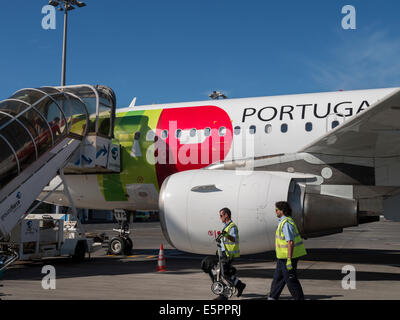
[[45, 87, 396, 211]]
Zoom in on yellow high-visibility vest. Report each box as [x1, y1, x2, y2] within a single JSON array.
[[222, 221, 240, 259], [275, 216, 307, 259]]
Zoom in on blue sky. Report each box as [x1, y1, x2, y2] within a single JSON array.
[[0, 0, 399, 107]]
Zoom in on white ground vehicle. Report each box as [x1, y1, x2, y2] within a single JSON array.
[[1, 213, 102, 262]]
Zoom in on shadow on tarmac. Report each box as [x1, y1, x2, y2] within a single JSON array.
[[237, 267, 400, 281], [2, 248, 205, 281], [239, 248, 400, 267], [299, 248, 400, 267], [2, 248, 399, 282], [241, 293, 344, 300]]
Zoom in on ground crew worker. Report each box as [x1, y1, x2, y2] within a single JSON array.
[[201, 207, 246, 300], [268, 201, 306, 300]]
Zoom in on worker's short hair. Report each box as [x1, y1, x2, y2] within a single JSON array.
[[220, 207, 231, 218], [275, 201, 292, 217]]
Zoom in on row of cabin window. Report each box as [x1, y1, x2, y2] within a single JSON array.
[[235, 121, 340, 135], [137, 121, 341, 141]]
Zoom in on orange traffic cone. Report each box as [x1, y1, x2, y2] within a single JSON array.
[[157, 244, 167, 272]]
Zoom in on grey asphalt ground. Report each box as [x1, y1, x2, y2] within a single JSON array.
[[1, 218, 399, 300]]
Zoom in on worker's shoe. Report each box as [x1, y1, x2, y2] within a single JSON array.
[[236, 281, 246, 297]]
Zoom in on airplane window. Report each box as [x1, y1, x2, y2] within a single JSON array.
[[161, 130, 168, 140], [234, 126, 241, 135], [146, 130, 155, 141], [281, 123, 288, 133], [249, 125, 256, 134], [305, 122, 313, 132], [190, 128, 197, 137], [175, 129, 182, 139], [219, 127, 226, 137], [265, 124, 272, 134], [204, 127, 211, 137], [332, 120, 340, 129]]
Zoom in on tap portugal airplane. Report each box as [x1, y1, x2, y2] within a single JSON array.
[[42, 87, 400, 255]]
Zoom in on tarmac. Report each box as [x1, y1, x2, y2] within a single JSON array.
[[1, 218, 399, 300]]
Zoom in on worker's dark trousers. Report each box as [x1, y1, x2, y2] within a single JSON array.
[[269, 258, 304, 300]]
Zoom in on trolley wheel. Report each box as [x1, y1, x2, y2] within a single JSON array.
[[124, 237, 133, 255], [211, 281, 224, 295], [108, 237, 125, 255]]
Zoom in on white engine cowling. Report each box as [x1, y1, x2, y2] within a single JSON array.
[[160, 169, 360, 255], [159, 170, 298, 255]]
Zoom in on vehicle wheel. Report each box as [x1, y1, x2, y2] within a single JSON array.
[[109, 237, 125, 255], [124, 237, 133, 255], [72, 240, 86, 262], [211, 281, 224, 295]]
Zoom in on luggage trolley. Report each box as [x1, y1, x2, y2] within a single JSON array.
[[211, 232, 237, 298]]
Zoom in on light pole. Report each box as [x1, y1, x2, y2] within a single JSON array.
[[48, 0, 86, 219], [48, 0, 86, 86], [209, 90, 228, 100]]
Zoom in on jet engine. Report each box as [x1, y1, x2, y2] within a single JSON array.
[[159, 170, 359, 255]]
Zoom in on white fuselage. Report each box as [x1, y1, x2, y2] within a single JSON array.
[[43, 87, 397, 211]]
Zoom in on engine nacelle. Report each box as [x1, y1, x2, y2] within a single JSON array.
[[159, 170, 359, 255]]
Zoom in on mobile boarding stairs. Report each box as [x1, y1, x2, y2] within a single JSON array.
[[0, 85, 121, 273]]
